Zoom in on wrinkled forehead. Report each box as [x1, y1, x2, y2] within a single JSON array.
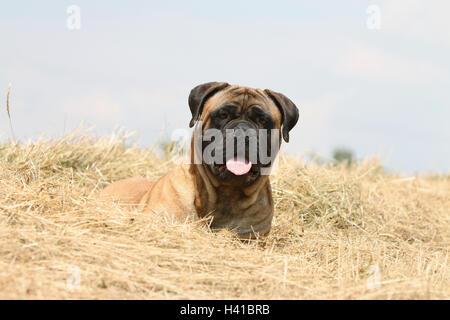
[[202, 85, 282, 124]]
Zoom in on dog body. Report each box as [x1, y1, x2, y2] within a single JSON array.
[[100, 83, 299, 238]]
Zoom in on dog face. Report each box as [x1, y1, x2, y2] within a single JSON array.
[[189, 82, 299, 187]]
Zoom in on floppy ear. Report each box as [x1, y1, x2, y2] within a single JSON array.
[[188, 82, 230, 127], [264, 89, 299, 142]]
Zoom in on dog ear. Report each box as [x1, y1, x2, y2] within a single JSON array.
[[264, 89, 299, 142], [188, 82, 230, 127]]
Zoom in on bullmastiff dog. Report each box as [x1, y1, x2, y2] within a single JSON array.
[[100, 82, 299, 239]]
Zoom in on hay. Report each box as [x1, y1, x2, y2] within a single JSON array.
[[0, 129, 448, 299]]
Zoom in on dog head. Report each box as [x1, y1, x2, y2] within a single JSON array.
[[189, 82, 299, 187]]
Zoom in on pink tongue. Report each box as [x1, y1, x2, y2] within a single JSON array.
[[226, 159, 252, 175]]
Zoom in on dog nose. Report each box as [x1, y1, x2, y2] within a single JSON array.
[[223, 120, 259, 162], [226, 120, 256, 132], [226, 121, 257, 143], [231, 121, 253, 131]]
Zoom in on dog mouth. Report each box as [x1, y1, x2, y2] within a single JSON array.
[[212, 157, 261, 180], [225, 158, 252, 175]]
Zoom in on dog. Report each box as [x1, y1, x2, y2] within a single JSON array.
[[100, 82, 299, 239]]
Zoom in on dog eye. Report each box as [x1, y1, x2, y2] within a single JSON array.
[[259, 118, 267, 125], [219, 112, 228, 119]]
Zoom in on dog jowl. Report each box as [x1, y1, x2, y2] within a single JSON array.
[[100, 82, 299, 239]]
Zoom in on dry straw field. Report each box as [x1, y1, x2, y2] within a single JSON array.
[[0, 128, 449, 299]]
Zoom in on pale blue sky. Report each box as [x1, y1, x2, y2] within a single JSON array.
[[0, 1, 449, 173]]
